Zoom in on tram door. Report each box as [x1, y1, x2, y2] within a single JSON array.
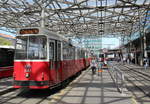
[[55, 41, 61, 83], [49, 40, 56, 83], [49, 40, 61, 84]]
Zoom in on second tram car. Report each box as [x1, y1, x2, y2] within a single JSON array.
[[13, 27, 90, 89], [0, 45, 14, 78]]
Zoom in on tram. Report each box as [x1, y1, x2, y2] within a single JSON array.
[[13, 27, 90, 89], [0, 45, 14, 78]]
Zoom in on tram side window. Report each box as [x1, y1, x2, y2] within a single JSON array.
[[82, 51, 85, 58], [39, 38, 47, 59], [81, 50, 85, 58], [63, 42, 75, 60], [49, 42, 54, 60], [63, 42, 67, 60], [77, 49, 81, 59], [80, 50, 83, 58], [57, 42, 61, 61], [77, 50, 84, 59], [72, 47, 75, 59]]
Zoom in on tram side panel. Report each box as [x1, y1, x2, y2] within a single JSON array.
[[76, 49, 81, 72], [49, 61, 62, 86], [0, 66, 14, 78], [85, 51, 91, 68], [61, 60, 75, 81], [77, 49, 87, 71], [61, 43, 76, 81]]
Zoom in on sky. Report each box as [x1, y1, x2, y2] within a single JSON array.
[[102, 38, 120, 49], [0, 30, 16, 37]]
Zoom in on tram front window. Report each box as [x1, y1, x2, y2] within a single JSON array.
[[15, 36, 27, 59], [15, 36, 47, 60]]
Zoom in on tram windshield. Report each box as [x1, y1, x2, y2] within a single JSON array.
[[15, 35, 47, 60]]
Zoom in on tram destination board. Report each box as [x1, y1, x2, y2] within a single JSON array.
[[19, 28, 39, 34]]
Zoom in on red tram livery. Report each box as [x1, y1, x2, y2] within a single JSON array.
[[13, 27, 90, 89]]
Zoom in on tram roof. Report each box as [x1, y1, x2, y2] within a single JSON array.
[[0, 45, 14, 49], [0, 0, 149, 38], [17, 27, 74, 44]]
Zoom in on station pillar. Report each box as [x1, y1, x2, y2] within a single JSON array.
[[143, 32, 148, 58], [140, 33, 143, 66]]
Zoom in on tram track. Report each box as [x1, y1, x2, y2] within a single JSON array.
[[0, 87, 16, 96], [0, 77, 17, 96], [118, 65, 150, 95], [0, 88, 54, 104], [0, 80, 69, 104], [124, 64, 150, 78], [124, 65, 150, 96], [0, 80, 65, 104], [108, 62, 150, 103], [0, 68, 89, 104], [116, 64, 150, 103]]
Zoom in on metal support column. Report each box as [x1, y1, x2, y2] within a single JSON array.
[[128, 34, 132, 64], [143, 33, 147, 58], [139, 9, 149, 66], [128, 23, 133, 64], [138, 9, 144, 66], [143, 10, 149, 58], [41, 9, 45, 28], [134, 46, 137, 64]]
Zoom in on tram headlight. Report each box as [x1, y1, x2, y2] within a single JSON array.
[[25, 73, 30, 78]]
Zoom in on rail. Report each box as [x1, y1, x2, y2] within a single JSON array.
[[109, 64, 125, 94]]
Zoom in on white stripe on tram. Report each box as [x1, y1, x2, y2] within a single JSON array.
[[14, 60, 49, 62]]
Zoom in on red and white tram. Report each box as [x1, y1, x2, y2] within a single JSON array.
[[13, 27, 90, 89], [0, 45, 14, 78]]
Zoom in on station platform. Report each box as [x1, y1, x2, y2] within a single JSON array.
[[48, 68, 132, 104]]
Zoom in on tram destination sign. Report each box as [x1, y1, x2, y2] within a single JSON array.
[[19, 28, 39, 34]]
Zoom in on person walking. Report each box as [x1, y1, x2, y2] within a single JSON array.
[[97, 60, 102, 76], [90, 58, 97, 75], [123, 57, 126, 65], [143, 57, 148, 70]]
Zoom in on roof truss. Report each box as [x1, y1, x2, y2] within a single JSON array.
[[0, 0, 149, 37]]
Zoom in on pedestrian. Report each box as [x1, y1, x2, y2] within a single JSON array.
[[127, 58, 130, 64], [123, 57, 126, 64], [90, 58, 97, 75], [97, 61, 102, 76], [143, 57, 148, 70]]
